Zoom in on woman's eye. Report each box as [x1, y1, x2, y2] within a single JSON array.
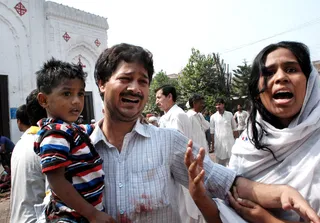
[[286, 67, 296, 73]]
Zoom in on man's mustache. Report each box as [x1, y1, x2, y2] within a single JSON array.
[[120, 91, 144, 100]]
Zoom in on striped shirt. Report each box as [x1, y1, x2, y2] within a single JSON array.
[[91, 119, 236, 223], [34, 118, 105, 220]]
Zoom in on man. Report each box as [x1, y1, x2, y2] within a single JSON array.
[[156, 85, 204, 223], [186, 94, 210, 153], [91, 43, 318, 222], [0, 135, 15, 172], [10, 89, 48, 223], [155, 84, 192, 138], [16, 104, 31, 132], [210, 98, 238, 166], [233, 104, 249, 135]]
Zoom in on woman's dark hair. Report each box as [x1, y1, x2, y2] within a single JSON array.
[[248, 41, 311, 158]]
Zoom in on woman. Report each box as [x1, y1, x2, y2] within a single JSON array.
[[186, 41, 320, 222]]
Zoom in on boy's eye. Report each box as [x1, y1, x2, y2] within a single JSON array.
[[78, 92, 85, 96]]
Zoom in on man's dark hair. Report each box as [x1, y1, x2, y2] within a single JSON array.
[[94, 43, 154, 99], [36, 57, 87, 94], [16, 104, 30, 126], [155, 85, 177, 102], [189, 94, 204, 108], [26, 89, 47, 126], [215, 98, 225, 104]]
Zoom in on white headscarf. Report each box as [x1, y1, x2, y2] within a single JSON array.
[[229, 67, 320, 220]]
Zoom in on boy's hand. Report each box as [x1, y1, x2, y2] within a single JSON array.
[[184, 140, 206, 201], [88, 210, 116, 223]]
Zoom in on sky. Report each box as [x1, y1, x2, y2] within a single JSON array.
[[48, 0, 320, 74]]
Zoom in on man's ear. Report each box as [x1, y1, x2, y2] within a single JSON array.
[[37, 92, 48, 108], [98, 80, 106, 94]]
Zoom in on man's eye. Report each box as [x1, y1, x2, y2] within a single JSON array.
[[63, 92, 71, 96]]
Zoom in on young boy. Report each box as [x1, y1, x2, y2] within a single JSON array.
[[34, 58, 113, 222]]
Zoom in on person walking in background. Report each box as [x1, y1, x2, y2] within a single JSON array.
[[210, 98, 238, 166], [156, 85, 204, 223], [187, 94, 210, 153], [16, 104, 31, 132], [233, 104, 249, 135], [10, 89, 48, 223]]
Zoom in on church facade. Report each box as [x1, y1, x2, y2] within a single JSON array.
[[0, 0, 108, 142]]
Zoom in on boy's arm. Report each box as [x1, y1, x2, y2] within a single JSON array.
[[184, 146, 222, 223], [46, 167, 115, 222]]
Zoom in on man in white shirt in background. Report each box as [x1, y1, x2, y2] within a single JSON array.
[[186, 94, 210, 153], [156, 85, 204, 223], [210, 98, 238, 166], [156, 85, 191, 137], [10, 89, 48, 223], [233, 104, 249, 135]]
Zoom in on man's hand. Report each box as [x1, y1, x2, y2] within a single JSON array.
[[184, 140, 222, 223], [184, 140, 206, 201]]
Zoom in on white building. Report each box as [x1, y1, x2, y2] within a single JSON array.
[[0, 0, 108, 143]]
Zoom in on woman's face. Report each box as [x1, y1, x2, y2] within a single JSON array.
[[258, 48, 307, 127]]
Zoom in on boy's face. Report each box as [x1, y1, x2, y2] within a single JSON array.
[[39, 78, 85, 124]]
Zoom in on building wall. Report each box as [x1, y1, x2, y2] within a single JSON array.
[[0, 0, 108, 143]]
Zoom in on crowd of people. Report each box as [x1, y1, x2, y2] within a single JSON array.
[[2, 40, 319, 223]]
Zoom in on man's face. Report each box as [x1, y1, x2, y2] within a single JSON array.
[[155, 89, 172, 112], [215, 102, 224, 113], [98, 61, 150, 122], [237, 105, 242, 111], [194, 99, 205, 113]]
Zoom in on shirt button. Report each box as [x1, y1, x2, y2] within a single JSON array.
[[119, 182, 123, 188], [120, 209, 124, 214]]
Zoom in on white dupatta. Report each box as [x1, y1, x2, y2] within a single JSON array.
[[227, 67, 320, 221]]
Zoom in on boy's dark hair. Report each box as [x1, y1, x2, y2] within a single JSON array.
[[16, 104, 30, 126], [26, 89, 47, 126], [36, 58, 87, 94], [155, 85, 177, 102], [94, 43, 154, 99], [215, 98, 225, 104], [189, 94, 204, 108]]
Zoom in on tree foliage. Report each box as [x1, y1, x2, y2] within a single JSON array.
[[144, 70, 179, 113], [232, 60, 252, 98], [178, 48, 232, 112]]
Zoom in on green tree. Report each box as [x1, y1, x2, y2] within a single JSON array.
[[178, 48, 232, 112], [144, 70, 178, 113], [232, 60, 252, 98]]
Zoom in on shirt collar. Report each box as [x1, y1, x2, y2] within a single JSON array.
[[90, 118, 150, 146]]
